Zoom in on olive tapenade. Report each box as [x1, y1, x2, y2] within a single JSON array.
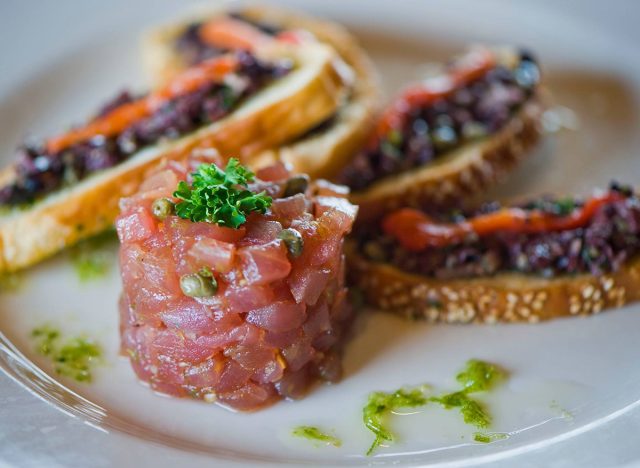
[[176, 13, 283, 66], [358, 183, 640, 278], [338, 49, 540, 191], [0, 51, 291, 206]]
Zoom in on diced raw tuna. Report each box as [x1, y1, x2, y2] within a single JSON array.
[[118, 160, 357, 410]]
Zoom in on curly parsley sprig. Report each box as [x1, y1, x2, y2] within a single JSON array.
[[173, 158, 272, 228]]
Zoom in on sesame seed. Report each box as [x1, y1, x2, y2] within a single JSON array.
[[582, 285, 594, 299], [602, 278, 614, 291], [518, 306, 531, 318]]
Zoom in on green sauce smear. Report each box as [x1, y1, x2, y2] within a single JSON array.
[[292, 426, 342, 447], [362, 360, 507, 455], [70, 230, 117, 282], [455, 359, 504, 393], [473, 432, 508, 443], [32, 326, 102, 382], [430, 391, 491, 428], [0, 272, 23, 293], [363, 387, 428, 455], [431, 360, 506, 430]]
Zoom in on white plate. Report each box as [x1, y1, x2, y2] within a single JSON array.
[[2, 0, 640, 466]]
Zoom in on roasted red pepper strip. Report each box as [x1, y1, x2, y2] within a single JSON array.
[[46, 55, 239, 154], [382, 192, 624, 252], [199, 17, 273, 50], [372, 48, 497, 147]]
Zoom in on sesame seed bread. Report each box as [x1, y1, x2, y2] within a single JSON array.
[[141, 3, 380, 180], [0, 42, 349, 273], [346, 240, 639, 324]]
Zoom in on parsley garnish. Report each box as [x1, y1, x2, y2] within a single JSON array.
[[173, 158, 272, 228]]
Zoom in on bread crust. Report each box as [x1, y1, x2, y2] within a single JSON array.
[[141, 4, 380, 180], [0, 42, 348, 273], [352, 95, 546, 223], [347, 240, 639, 323]]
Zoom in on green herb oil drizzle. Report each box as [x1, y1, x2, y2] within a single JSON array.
[[70, 230, 118, 282], [473, 432, 508, 443], [0, 272, 23, 292], [430, 360, 506, 430], [32, 326, 102, 382], [292, 426, 342, 447], [362, 360, 507, 455], [363, 387, 429, 455]]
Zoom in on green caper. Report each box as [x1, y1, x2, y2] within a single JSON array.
[[180, 272, 218, 297], [152, 198, 175, 220], [283, 175, 309, 197], [278, 228, 304, 258]]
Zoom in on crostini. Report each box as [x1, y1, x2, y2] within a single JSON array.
[[0, 42, 350, 273], [118, 157, 357, 410], [349, 183, 640, 323], [337, 46, 545, 222], [142, 4, 379, 179]]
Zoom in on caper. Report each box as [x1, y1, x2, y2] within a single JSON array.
[[180, 272, 217, 297], [152, 198, 174, 220], [283, 175, 309, 197], [278, 228, 304, 258]]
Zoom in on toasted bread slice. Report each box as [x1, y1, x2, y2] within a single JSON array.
[[348, 244, 638, 324], [347, 185, 640, 323], [142, 4, 379, 180], [345, 48, 545, 223], [0, 42, 349, 273], [352, 97, 545, 223]]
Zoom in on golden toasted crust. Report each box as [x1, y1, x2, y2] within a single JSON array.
[[347, 242, 639, 324], [352, 95, 546, 223], [141, 4, 380, 180], [0, 42, 348, 273]]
